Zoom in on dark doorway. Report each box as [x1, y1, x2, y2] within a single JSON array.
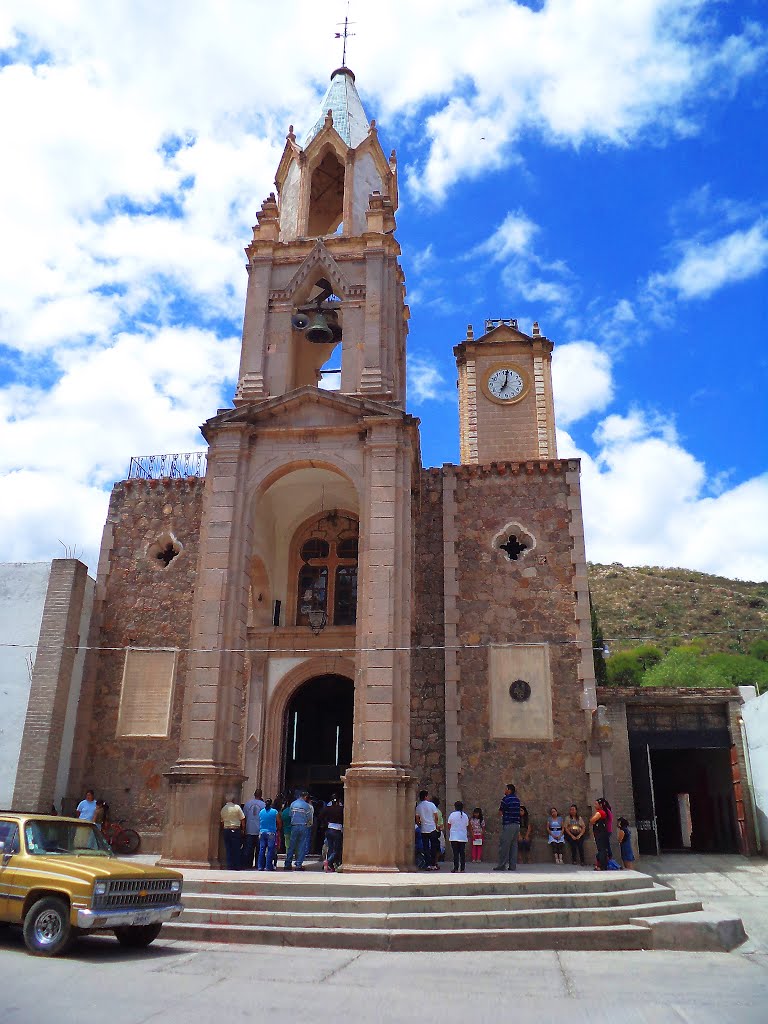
[[650, 747, 739, 853], [626, 702, 740, 856], [283, 674, 353, 804]]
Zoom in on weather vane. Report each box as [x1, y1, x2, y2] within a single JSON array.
[[335, 3, 355, 67]]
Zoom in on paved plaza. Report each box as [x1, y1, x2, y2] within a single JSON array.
[[2, 855, 768, 1023]]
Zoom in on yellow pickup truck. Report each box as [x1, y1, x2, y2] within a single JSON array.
[[0, 812, 183, 956]]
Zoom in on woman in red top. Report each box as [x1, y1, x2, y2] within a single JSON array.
[[589, 797, 613, 870]]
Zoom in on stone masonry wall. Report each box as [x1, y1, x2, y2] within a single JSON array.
[[451, 461, 589, 859], [410, 470, 446, 799], [75, 477, 204, 849]]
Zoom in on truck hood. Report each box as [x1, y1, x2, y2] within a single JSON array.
[[26, 857, 182, 884]]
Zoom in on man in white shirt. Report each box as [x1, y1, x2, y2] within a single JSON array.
[[76, 789, 98, 822], [447, 800, 470, 872], [415, 790, 440, 870]]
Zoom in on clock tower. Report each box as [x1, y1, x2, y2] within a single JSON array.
[[455, 318, 557, 463]]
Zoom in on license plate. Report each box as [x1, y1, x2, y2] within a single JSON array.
[[133, 912, 152, 926]]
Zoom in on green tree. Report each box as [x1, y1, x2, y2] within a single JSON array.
[[605, 645, 663, 686], [703, 653, 768, 692], [642, 648, 712, 688], [749, 638, 768, 663], [641, 647, 768, 690]]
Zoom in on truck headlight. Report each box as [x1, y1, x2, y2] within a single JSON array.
[[170, 880, 181, 892], [94, 882, 107, 896]]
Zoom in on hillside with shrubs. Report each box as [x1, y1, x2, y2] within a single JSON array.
[[588, 563, 768, 692]]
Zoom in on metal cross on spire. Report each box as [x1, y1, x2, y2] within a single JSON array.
[[335, 4, 356, 67]]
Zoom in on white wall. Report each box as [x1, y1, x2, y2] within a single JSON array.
[[742, 689, 768, 847], [0, 562, 51, 807]]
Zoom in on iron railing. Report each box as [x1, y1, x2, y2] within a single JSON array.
[[127, 452, 207, 480]]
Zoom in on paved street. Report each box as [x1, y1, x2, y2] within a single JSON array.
[[2, 854, 768, 1023]]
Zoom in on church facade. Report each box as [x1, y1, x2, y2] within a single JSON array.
[[69, 68, 601, 869]]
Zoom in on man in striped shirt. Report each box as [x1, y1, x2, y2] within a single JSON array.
[[495, 783, 521, 871]]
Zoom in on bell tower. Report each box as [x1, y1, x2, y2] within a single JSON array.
[[162, 67, 418, 872], [455, 318, 557, 463], [235, 67, 407, 406]]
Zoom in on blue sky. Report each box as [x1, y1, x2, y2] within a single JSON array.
[[0, 0, 766, 579]]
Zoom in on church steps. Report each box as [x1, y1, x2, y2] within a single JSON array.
[[174, 897, 702, 932], [162, 921, 652, 951], [182, 874, 652, 900], [181, 883, 677, 915], [159, 871, 725, 949]]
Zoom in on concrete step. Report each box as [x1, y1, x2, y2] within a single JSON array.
[[182, 883, 676, 915], [182, 873, 653, 900], [176, 898, 702, 932], [162, 920, 652, 951]]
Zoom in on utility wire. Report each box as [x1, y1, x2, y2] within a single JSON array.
[[0, 625, 765, 656]]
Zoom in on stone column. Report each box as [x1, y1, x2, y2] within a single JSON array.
[[342, 419, 415, 870], [161, 426, 252, 866], [235, 256, 273, 403]]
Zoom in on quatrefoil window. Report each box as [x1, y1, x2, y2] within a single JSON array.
[[493, 521, 535, 563]]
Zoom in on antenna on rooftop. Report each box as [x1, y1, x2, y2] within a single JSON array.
[[335, 2, 356, 66]]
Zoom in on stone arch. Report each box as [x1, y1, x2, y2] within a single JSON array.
[[261, 655, 357, 798], [247, 453, 363, 507]]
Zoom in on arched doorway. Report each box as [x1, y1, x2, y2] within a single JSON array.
[[283, 674, 354, 803]]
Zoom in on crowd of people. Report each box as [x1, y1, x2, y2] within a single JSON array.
[[219, 789, 345, 872], [414, 786, 635, 872], [219, 784, 637, 873]]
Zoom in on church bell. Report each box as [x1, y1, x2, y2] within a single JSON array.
[[304, 312, 335, 344]]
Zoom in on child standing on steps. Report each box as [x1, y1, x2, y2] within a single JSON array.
[[469, 807, 485, 862], [617, 817, 636, 869]]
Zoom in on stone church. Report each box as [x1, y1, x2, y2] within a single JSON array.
[[68, 67, 600, 869]]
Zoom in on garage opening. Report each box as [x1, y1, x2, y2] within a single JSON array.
[[627, 702, 741, 855]]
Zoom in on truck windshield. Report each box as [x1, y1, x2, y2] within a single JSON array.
[[24, 820, 114, 857]]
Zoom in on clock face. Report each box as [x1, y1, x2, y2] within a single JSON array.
[[487, 368, 525, 400]]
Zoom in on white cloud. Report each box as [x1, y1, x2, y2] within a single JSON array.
[[649, 221, 768, 300], [552, 342, 614, 426], [0, 327, 239, 568], [398, 1, 767, 200], [469, 210, 574, 315], [470, 212, 538, 261], [407, 356, 455, 405], [559, 413, 768, 581]]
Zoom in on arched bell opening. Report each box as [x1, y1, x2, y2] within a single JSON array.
[[290, 275, 343, 390], [282, 674, 354, 805], [308, 149, 345, 237]]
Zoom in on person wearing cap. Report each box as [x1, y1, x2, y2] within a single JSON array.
[[284, 790, 314, 871]]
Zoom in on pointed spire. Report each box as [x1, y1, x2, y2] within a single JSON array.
[[303, 67, 370, 149]]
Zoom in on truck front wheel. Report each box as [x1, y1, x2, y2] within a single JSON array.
[[114, 923, 163, 947], [23, 897, 74, 956]]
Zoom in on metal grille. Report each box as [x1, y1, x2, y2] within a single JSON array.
[[127, 452, 207, 480], [92, 878, 181, 910]]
